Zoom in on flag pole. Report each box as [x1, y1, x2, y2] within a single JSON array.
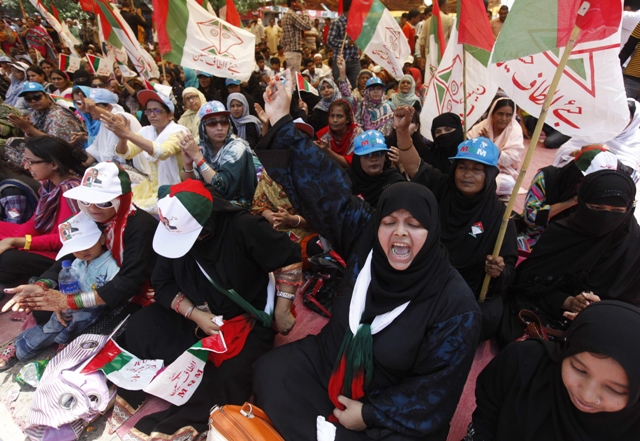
[[340, 32, 348, 55], [462, 47, 468, 138], [19, 0, 26, 19], [478, 22, 583, 302]]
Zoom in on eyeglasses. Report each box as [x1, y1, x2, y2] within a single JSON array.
[[204, 118, 230, 127], [362, 151, 386, 159], [184, 95, 200, 102], [145, 108, 166, 116], [78, 200, 114, 209], [23, 93, 44, 102], [91, 83, 106, 88], [22, 157, 48, 166]]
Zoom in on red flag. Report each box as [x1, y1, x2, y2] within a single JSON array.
[[431, 0, 446, 58], [79, 0, 94, 13], [50, 2, 59, 21], [457, 0, 494, 52], [338, 0, 343, 15], [220, 0, 241, 28]]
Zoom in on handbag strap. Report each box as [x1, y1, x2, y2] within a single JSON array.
[[196, 261, 272, 328], [517, 309, 564, 340]]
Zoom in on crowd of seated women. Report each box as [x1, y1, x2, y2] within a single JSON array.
[[0, 48, 637, 441]]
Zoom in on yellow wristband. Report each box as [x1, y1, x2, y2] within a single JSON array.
[[24, 234, 32, 250]]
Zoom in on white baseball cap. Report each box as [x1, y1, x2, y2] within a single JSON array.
[[64, 162, 131, 204], [56, 212, 103, 260], [153, 180, 214, 259]]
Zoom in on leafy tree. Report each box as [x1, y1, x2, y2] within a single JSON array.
[[1, 0, 88, 21]]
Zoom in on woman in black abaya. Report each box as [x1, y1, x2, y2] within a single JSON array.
[[252, 70, 481, 441], [468, 301, 640, 441], [499, 169, 640, 346]]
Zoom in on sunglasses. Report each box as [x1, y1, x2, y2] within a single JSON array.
[[91, 83, 106, 88], [145, 108, 166, 116], [204, 118, 229, 127], [78, 200, 114, 209], [23, 93, 44, 102], [22, 157, 48, 166], [362, 151, 386, 159]]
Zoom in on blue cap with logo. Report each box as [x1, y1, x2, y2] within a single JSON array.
[[199, 100, 230, 120], [137, 89, 175, 113], [353, 130, 388, 156], [19, 82, 46, 96], [225, 78, 242, 87], [89, 88, 118, 105], [365, 77, 384, 89], [449, 137, 500, 167], [197, 71, 212, 78]]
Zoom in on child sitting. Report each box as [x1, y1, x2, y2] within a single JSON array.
[[0, 212, 119, 370]]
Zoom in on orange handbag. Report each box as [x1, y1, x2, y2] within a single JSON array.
[[206, 402, 285, 441]]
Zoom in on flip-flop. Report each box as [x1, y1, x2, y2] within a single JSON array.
[[9, 311, 27, 322], [0, 343, 17, 372]]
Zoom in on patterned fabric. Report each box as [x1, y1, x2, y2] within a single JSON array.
[[338, 79, 395, 136], [30, 103, 87, 145], [24, 26, 57, 61], [251, 170, 312, 242], [273, 262, 303, 287], [34, 178, 80, 233], [281, 8, 312, 52], [327, 15, 359, 60], [522, 171, 550, 246], [1, 194, 30, 224]]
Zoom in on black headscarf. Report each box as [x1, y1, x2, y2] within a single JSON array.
[[437, 160, 516, 295], [362, 182, 451, 322], [476, 301, 640, 441], [516, 169, 640, 302], [423, 113, 465, 174], [537, 160, 584, 224], [347, 154, 405, 207]]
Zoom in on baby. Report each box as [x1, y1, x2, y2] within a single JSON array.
[[10, 212, 119, 363]]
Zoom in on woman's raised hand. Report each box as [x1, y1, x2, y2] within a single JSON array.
[[263, 68, 292, 126], [254, 103, 269, 125], [177, 131, 199, 161], [388, 146, 400, 166], [100, 113, 130, 138], [336, 55, 347, 80], [298, 99, 308, 115], [393, 106, 415, 132]]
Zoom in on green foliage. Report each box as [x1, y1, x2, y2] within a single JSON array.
[[1, 0, 88, 21]]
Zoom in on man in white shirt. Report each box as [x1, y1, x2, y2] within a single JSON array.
[[250, 15, 266, 45], [313, 53, 331, 76]]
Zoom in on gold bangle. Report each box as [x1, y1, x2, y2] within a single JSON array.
[[397, 141, 414, 152], [24, 234, 32, 250]]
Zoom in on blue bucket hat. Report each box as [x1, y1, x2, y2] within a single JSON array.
[[137, 89, 175, 113], [19, 82, 46, 96], [449, 137, 500, 167], [225, 78, 242, 87], [353, 130, 388, 156], [89, 88, 118, 105], [365, 77, 384, 89], [199, 100, 230, 119]]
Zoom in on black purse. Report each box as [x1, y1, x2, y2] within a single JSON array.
[[301, 252, 345, 318]]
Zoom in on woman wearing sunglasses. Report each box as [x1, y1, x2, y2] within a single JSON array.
[[7, 82, 87, 150], [179, 100, 257, 209], [347, 130, 404, 207], [3, 161, 158, 341], [104, 90, 186, 214], [0, 136, 85, 288]]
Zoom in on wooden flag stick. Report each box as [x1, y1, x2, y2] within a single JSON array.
[[19, 0, 26, 19], [478, 23, 583, 302], [340, 32, 348, 55]]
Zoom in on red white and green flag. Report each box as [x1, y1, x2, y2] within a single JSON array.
[[59, 54, 82, 73], [346, 0, 410, 81], [152, 0, 256, 81], [94, 0, 159, 79], [218, 0, 241, 27], [143, 334, 227, 405], [81, 339, 163, 390], [421, 0, 498, 140], [86, 54, 113, 76], [28, 0, 81, 56], [425, 0, 446, 82], [296, 72, 319, 95], [490, 0, 628, 142]]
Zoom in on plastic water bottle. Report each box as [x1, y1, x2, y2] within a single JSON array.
[[58, 260, 79, 321]]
